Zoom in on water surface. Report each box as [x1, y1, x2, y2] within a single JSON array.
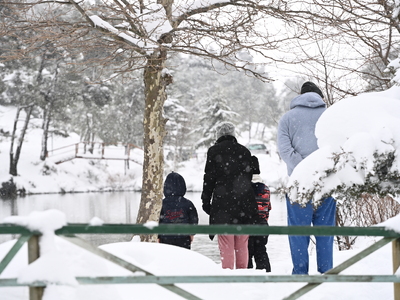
[[0, 192, 289, 265]]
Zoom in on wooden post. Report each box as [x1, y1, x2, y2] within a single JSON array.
[[127, 144, 131, 160], [28, 235, 44, 300], [393, 238, 400, 300]]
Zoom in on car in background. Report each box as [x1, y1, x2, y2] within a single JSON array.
[[246, 143, 269, 155]]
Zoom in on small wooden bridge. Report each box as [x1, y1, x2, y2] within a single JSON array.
[[46, 142, 143, 165]]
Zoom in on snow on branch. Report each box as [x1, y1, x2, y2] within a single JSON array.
[[89, 15, 157, 54]]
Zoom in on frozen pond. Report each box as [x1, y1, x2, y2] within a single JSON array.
[[0, 192, 291, 266]]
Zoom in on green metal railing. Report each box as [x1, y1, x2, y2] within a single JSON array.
[[1, 223, 400, 300]]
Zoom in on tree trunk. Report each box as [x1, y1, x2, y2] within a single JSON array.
[[136, 50, 171, 242], [83, 114, 94, 154], [9, 105, 34, 176], [39, 60, 59, 161], [40, 102, 53, 161]]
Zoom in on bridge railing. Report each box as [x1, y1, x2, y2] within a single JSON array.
[[46, 142, 143, 165], [1, 224, 400, 300]]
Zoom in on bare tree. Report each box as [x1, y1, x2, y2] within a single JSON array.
[[9, 104, 34, 176], [2, 0, 313, 241], [36, 49, 63, 161], [283, 0, 400, 100]]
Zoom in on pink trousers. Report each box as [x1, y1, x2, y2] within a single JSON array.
[[218, 235, 249, 269]]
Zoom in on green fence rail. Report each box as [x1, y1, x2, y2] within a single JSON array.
[[1, 223, 399, 237], [1, 223, 400, 300]]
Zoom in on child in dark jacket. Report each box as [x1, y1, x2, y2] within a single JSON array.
[[248, 156, 272, 272], [158, 172, 199, 249]]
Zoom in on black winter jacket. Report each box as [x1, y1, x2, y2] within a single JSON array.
[[159, 172, 199, 241], [201, 135, 259, 225]]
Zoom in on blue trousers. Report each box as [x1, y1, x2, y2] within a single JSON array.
[[286, 196, 336, 274]]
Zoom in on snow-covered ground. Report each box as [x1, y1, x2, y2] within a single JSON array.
[[0, 105, 144, 194]]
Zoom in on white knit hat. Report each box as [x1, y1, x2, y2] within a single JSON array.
[[216, 122, 235, 139], [252, 174, 264, 183]]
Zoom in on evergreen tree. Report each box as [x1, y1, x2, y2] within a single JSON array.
[[386, 53, 400, 85], [95, 77, 144, 147], [163, 96, 193, 170], [167, 53, 279, 144], [195, 94, 239, 149]]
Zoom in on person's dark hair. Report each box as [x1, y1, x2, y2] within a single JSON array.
[[251, 155, 260, 174], [300, 81, 324, 98]]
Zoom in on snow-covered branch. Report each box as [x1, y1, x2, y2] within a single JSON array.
[[385, 53, 400, 85]]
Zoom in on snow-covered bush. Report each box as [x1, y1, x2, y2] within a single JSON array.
[[385, 53, 400, 85]]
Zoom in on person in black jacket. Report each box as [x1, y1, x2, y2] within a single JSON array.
[[201, 122, 259, 269], [158, 172, 199, 249], [247, 155, 272, 272]]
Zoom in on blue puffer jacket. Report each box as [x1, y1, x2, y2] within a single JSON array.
[[277, 92, 326, 176], [159, 172, 198, 240]]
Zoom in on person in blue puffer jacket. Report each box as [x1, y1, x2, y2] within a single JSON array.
[[277, 81, 336, 275], [158, 172, 199, 249]]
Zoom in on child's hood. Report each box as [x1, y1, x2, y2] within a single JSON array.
[[163, 172, 187, 197]]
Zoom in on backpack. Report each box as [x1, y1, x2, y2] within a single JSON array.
[[252, 182, 271, 223]]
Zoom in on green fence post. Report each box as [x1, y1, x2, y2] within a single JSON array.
[[28, 235, 44, 300], [393, 238, 400, 300]]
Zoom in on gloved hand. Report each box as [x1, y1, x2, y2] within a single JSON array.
[[202, 203, 211, 215]]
